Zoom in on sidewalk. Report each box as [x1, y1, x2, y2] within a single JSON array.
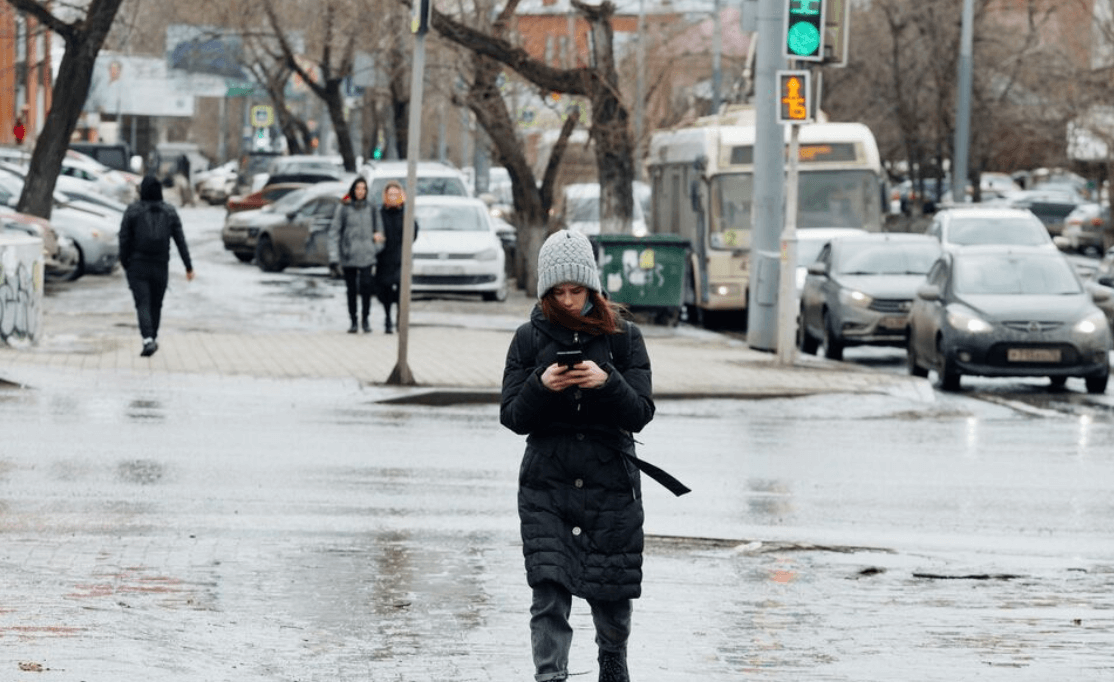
[[0, 300, 933, 402]]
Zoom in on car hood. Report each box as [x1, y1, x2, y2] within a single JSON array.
[[413, 230, 498, 256], [835, 274, 927, 299], [957, 293, 1098, 322]]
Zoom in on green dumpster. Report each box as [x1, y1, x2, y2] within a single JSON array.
[[591, 234, 691, 326]]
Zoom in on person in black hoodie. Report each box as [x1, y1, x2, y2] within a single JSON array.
[[118, 175, 195, 357], [374, 180, 417, 334]]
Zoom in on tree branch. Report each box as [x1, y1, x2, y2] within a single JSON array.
[[5, 0, 77, 43]]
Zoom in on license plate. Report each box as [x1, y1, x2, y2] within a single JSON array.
[[1007, 348, 1061, 363], [879, 317, 907, 330], [424, 265, 464, 276]]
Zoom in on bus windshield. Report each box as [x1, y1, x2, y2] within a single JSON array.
[[710, 169, 880, 250]]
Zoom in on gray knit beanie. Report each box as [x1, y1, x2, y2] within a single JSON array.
[[536, 229, 601, 299]]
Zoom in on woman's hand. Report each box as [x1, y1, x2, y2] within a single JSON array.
[[541, 360, 609, 391]]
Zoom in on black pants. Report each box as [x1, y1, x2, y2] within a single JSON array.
[[126, 262, 169, 340], [343, 265, 375, 321]]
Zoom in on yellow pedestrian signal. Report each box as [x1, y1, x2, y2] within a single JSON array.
[[777, 70, 812, 124]]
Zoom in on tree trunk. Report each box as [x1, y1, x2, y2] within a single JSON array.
[[14, 0, 126, 220], [323, 80, 357, 171]]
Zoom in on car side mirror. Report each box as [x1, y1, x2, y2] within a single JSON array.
[[1088, 283, 1114, 304], [807, 262, 827, 276], [286, 211, 298, 221], [916, 284, 940, 301]]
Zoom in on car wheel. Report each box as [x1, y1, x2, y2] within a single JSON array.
[[798, 310, 818, 355], [908, 340, 929, 378], [255, 235, 287, 273], [1085, 370, 1109, 395], [821, 311, 843, 361], [1048, 376, 1068, 390], [936, 336, 961, 391], [234, 251, 254, 263], [64, 243, 86, 282]]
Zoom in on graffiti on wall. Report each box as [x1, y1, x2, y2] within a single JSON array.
[[0, 253, 42, 345]]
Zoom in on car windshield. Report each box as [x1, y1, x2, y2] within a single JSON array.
[[415, 205, 486, 231], [954, 254, 1082, 295], [948, 215, 1049, 246], [835, 241, 940, 275], [369, 176, 468, 203]]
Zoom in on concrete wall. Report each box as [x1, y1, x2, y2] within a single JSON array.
[[0, 234, 43, 347]]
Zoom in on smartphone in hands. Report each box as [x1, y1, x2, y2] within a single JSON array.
[[555, 349, 584, 369]]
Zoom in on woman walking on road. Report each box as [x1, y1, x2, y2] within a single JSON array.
[[118, 175, 194, 357], [329, 176, 383, 333], [374, 180, 417, 334], [500, 230, 688, 682]]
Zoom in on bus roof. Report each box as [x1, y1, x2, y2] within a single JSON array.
[[648, 121, 880, 170]]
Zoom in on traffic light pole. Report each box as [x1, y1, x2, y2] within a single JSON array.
[[388, 10, 429, 386]]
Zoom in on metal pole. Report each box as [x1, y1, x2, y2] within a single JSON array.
[[747, 0, 785, 349], [712, 0, 722, 115], [633, 0, 646, 181], [387, 28, 426, 386], [777, 123, 800, 365], [951, 0, 974, 205]]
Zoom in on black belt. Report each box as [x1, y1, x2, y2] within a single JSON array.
[[624, 453, 690, 497]]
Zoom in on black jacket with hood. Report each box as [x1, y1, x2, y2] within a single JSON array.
[[501, 305, 654, 601], [119, 176, 192, 272]]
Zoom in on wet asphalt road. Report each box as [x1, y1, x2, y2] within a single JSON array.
[[3, 205, 1114, 680]]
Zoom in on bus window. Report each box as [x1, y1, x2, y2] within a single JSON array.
[[711, 173, 752, 250], [798, 170, 882, 230]]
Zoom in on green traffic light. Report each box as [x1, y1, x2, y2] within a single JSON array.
[[787, 21, 820, 57]]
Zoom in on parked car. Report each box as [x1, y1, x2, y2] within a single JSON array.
[[1060, 202, 1108, 257], [556, 182, 650, 237], [195, 161, 239, 205], [253, 182, 349, 272], [907, 245, 1112, 393], [925, 206, 1056, 251], [1, 210, 80, 281], [222, 186, 319, 263], [0, 173, 118, 277], [63, 149, 141, 203], [69, 142, 141, 174], [237, 150, 283, 194], [263, 155, 346, 187], [411, 196, 508, 302], [225, 182, 310, 216], [360, 160, 471, 206], [799, 233, 941, 360]]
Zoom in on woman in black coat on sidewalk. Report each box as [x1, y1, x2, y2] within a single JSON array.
[[501, 229, 681, 682], [374, 180, 417, 334], [118, 175, 194, 357]]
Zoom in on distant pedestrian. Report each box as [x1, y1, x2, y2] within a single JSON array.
[[375, 180, 417, 334], [329, 176, 384, 333], [174, 154, 194, 207], [500, 230, 688, 682], [118, 175, 195, 357]]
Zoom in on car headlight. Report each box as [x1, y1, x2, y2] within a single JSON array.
[[839, 289, 873, 309], [474, 247, 500, 261], [947, 309, 992, 333], [1074, 312, 1107, 334]]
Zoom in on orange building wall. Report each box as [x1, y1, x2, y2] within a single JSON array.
[[0, 4, 17, 145], [0, 7, 52, 147]]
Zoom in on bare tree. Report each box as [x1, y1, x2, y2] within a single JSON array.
[[433, 0, 637, 236], [241, 36, 314, 155], [7, 0, 127, 219], [259, 0, 362, 171]]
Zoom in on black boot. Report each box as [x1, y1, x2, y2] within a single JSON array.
[[347, 317, 358, 334], [384, 304, 394, 334], [362, 317, 371, 333], [598, 650, 629, 682]]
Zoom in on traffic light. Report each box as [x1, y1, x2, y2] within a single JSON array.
[[777, 71, 812, 124], [373, 147, 383, 160], [784, 0, 826, 62]]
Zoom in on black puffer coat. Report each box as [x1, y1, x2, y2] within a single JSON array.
[[501, 305, 655, 601], [118, 176, 192, 272]]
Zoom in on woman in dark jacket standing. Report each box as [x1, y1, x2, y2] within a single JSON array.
[[118, 175, 194, 357], [374, 180, 416, 334], [501, 230, 662, 682], [329, 176, 383, 333]]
